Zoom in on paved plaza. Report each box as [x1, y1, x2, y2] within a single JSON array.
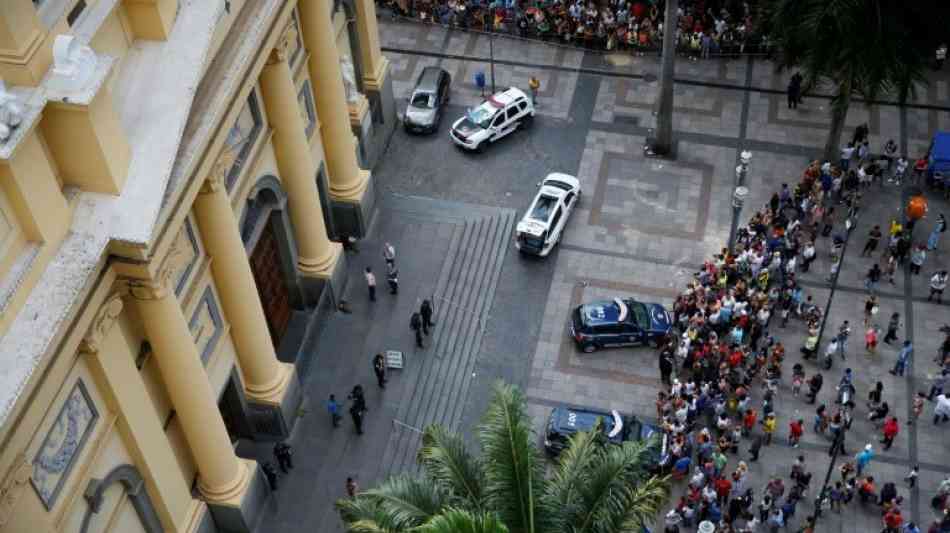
[[250, 21, 950, 532]]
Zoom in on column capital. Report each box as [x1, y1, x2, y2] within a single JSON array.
[[266, 23, 298, 65], [129, 240, 183, 300], [79, 293, 124, 354], [200, 147, 236, 195]]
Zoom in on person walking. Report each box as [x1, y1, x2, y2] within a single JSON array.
[[787, 74, 801, 109], [855, 444, 874, 476], [383, 242, 396, 269], [905, 465, 920, 488], [883, 312, 901, 344], [262, 461, 279, 491], [928, 214, 947, 251], [910, 245, 927, 275], [865, 264, 882, 293], [890, 340, 913, 377], [659, 349, 674, 386], [373, 353, 387, 388], [327, 394, 342, 427], [274, 441, 294, 473], [910, 393, 925, 425], [881, 416, 899, 450], [749, 434, 763, 461], [865, 325, 879, 355], [386, 264, 399, 294], [410, 311, 424, 348], [801, 241, 816, 272], [364, 267, 377, 302], [345, 477, 359, 497], [862, 225, 883, 256], [864, 295, 879, 327], [929, 369, 949, 400], [528, 75, 540, 106], [762, 413, 776, 446], [349, 403, 365, 434], [788, 418, 804, 448], [420, 299, 435, 335], [933, 393, 950, 425], [929, 271, 948, 303]]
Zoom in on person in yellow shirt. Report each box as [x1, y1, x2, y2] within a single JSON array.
[[762, 413, 776, 445], [528, 76, 540, 106]]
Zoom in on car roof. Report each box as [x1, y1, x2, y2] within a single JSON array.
[[550, 407, 626, 442], [487, 87, 528, 107], [416, 67, 445, 91], [579, 298, 631, 325]]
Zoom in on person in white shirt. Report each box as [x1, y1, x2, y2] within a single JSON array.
[[929, 271, 948, 303], [894, 156, 909, 184]]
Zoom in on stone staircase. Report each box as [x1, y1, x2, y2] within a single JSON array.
[[380, 195, 516, 476]]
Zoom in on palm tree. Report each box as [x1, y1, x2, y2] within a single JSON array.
[[337, 382, 669, 533], [648, 0, 678, 157], [766, 0, 949, 162]]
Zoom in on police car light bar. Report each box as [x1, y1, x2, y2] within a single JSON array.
[[608, 410, 623, 438]]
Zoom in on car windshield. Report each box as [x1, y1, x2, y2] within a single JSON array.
[[465, 106, 495, 129], [529, 195, 558, 222], [410, 91, 435, 109], [544, 179, 573, 192], [629, 302, 649, 328]]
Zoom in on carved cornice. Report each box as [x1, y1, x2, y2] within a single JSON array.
[[0, 454, 32, 527], [129, 240, 184, 301], [79, 293, 124, 354], [266, 23, 298, 65]]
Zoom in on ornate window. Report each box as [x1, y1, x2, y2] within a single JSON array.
[[224, 91, 263, 191], [31, 380, 99, 509], [298, 80, 317, 138]]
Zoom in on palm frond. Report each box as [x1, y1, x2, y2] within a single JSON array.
[[477, 382, 546, 533], [545, 424, 606, 530], [359, 475, 448, 530], [419, 424, 486, 510], [410, 508, 510, 533], [570, 438, 669, 533], [616, 476, 672, 532], [336, 496, 400, 533]]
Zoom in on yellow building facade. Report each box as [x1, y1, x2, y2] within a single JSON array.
[[0, 1, 393, 532]]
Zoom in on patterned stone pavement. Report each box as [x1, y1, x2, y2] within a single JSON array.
[[263, 18, 950, 533]]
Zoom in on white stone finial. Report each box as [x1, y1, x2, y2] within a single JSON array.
[[49, 35, 98, 93], [0, 79, 22, 142]]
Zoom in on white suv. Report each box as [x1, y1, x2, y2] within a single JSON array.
[[450, 87, 535, 151]]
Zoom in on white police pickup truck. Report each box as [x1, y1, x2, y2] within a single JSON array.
[[449, 87, 535, 152], [515, 173, 581, 257]]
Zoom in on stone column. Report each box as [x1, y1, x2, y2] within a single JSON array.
[[259, 24, 341, 278], [298, 0, 369, 202], [194, 167, 301, 437], [82, 293, 194, 532], [130, 265, 249, 504], [352, 0, 388, 91]]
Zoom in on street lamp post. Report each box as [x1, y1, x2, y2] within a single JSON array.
[[489, 31, 496, 94], [727, 151, 753, 253]]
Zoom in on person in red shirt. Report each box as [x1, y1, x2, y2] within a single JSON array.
[[788, 418, 804, 447], [913, 156, 928, 183], [881, 416, 900, 450], [714, 475, 732, 506], [882, 507, 903, 532], [742, 409, 757, 436]]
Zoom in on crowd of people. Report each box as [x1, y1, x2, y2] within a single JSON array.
[[386, 0, 768, 55], [653, 140, 950, 532]]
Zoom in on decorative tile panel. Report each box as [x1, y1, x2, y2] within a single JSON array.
[[189, 286, 224, 365], [168, 219, 200, 296], [224, 92, 263, 191], [298, 80, 316, 138], [31, 380, 99, 509]]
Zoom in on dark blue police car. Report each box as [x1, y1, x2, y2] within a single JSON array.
[[543, 405, 669, 471], [569, 297, 672, 353]]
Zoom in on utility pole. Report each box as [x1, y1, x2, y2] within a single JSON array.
[[728, 151, 752, 253]]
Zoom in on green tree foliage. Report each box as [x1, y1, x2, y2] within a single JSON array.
[[764, 0, 950, 160], [337, 382, 669, 533]]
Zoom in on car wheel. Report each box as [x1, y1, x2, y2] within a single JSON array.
[[581, 343, 597, 354], [523, 114, 534, 128]]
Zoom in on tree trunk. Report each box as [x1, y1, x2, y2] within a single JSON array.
[[823, 83, 851, 163], [652, 0, 678, 155]]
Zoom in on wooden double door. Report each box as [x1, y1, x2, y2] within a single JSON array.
[[250, 220, 292, 349]]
